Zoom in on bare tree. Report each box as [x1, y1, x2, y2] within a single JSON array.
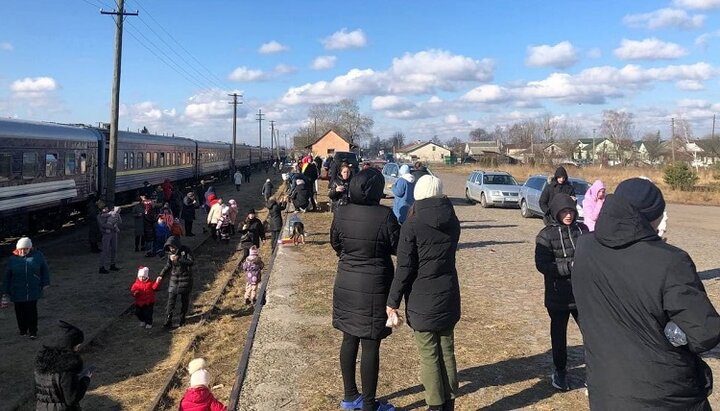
[[430, 135, 442, 145], [554, 119, 584, 160], [447, 136, 465, 157], [308, 98, 374, 144], [600, 110, 635, 164], [390, 131, 406, 150], [469, 127, 492, 141]]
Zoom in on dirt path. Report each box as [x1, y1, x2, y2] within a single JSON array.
[[239, 173, 720, 410]]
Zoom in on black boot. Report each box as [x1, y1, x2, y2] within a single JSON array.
[[163, 316, 173, 328], [99, 266, 109, 274], [109, 264, 120, 271], [442, 399, 455, 411]]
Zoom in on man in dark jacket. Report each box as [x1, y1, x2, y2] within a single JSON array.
[[387, 174, 461, 411], [291, 178, 312, 212], [302, 160, 320, 211], [573, 178, 720, 410], [331, 168, 400, 411], [539, 166, 576, 225], [534, 194, 587, 391], [35, 320, 91, 410], [159, 236, 194, 328], [86, 194, 101, 253]]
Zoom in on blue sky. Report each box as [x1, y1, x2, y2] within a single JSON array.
[[1, 0, 719, 145]]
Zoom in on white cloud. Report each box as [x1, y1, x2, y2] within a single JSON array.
[[281, 49, 494, 105], [371, 95, 413, 111], [461, 84, 510, 103], [428, 96, 443, 103], [445, 114, 462, 124], [623, 8, 705, 30], [274, 64, 297, 75], [228, 66, 268, 82], [614, 38, 688, 60], [673, 0, 720, 9], [695, 30, 720, 48], [184, 89, 239, 121], [125, 101, 177, 122], [587, 48, 602, 59], [525, 41, 579, 68], [676, 79, 705, 90], [311, 56, 337, 70], [0, 42, 13, 51], [322, 28, 367, 50], [10, 77, 58, 93], [258, 40, 289, 54]]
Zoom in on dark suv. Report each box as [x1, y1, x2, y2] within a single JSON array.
[[332, 151, 360, 174]]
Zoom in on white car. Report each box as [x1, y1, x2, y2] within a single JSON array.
[[464, 171, 522, 208]]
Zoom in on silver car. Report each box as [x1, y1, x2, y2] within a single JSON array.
[[381, 163, 432, 197], [464, 171, 522, 208], [519, 174, 589, 220]]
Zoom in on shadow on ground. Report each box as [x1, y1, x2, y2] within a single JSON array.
[[457, 240, 527, 250]]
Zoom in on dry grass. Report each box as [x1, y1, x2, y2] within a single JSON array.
[[435, 163, 720, 206]]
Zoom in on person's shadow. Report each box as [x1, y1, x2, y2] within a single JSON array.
[[384, 345, 585, 410]]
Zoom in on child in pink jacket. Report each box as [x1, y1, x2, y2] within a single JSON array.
[[582, 180, 606, 231]]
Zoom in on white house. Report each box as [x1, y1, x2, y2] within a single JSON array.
[[397, 141, 451, 163]]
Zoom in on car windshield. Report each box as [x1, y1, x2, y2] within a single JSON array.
[[483, 174, 518, 185], [571, 180, 589, 195]]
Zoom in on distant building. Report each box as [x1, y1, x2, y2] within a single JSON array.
[[305, 130, 357, 157], [465, 141, 502, 157], [573, 138, 620, 164], [397, 141, 451, 163]]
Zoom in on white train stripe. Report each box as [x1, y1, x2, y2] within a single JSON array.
[[0, 188, 78, 212]]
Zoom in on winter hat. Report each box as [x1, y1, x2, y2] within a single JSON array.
[[16, 237, 32, 249], [399, 164, 410, 176], [249, 247, 259, 257], [281, 173, 289, 181], [414, 175, 444, 201], [55, 320, 84, 350], [247, 208, 256, 215], [190, 369, 209, 387], [228, 199, 237, 206], [614, 177, 666, 222], [187, 358, 207, 376], [266, 178, 271, 183], [554, 166, 568, 180], [222, 206, 230, 215], [208, 194, 217, 202], [137, 266, 149, 280], [296, 179, 305, 185]]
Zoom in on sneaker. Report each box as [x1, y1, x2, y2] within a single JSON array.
[[339, 394, 363, 410], [99, 267, 109, 274], [551, 370, 570, 391], [139, 322, 146, 327], [376, 402, 396, 411], [145, 324, 153, 329]]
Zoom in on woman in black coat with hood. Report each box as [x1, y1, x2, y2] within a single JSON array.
[[266, 189, 287, 252], [535, 193, 587, 391], [539, 166, 576, 225], [331, 168, 400, 411], [35, 320, 91, 410], [386, 175, 461, 411]]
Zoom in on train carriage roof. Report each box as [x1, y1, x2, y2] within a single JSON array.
[[0, 118, 100, 142], [195, 140, 231, 149], [117, 130, 196, 147]]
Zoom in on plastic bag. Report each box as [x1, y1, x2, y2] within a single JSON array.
[[385, 311, 404, 328], [664, 321, 687, 347]]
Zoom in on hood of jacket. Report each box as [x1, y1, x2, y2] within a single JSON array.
[[412, 196, 457, 231], [163, 235, 183, 252], [548, 193, 578, 225], [349, 168, 384, 205], [586, 180, 605, 201], [182, 386, 213, 404], [35, 347, 82, 373], [594, 193, 659, 248]]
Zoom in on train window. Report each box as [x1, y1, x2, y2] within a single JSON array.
[[129, 152, 135, 169], [137, 152, 144, 169], [0, 153, 11, 181], [45, 153, 58, 177], [123, 152, 129, 170], [146, 152, 151, 168], [22, 152, 38, 179], [80, 154, 87, 174], [65, 153, 76, 175], [153, 152, 159, 167], [160, 152, 165, 166]]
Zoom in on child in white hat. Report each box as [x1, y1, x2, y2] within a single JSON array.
[[130, 266, 162, 329], [180, 358, 226, 410]]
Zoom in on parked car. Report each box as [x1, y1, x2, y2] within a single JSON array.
[[381, 162, 432, 197], [518, 174, 590, 220], [332, 151, 360, 174], [464, 171, 522, 208]]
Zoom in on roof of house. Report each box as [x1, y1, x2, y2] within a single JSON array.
[[466, 141, 501, 154], [304, 130, 357, 149]]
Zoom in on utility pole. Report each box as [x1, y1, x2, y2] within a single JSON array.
[[592, 128, 596, 165], [671, 117, 676, 162], [712, 114, 716, 139], [269, 120, 275, 162], [314, 117, 317, 140], [101, 0, 137, 206], [256, 109, 265, 163], [228, 93, 242, 172]]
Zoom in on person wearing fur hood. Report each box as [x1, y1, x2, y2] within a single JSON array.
[[392, 164, 416, 224], [34, 320, 92, 410]]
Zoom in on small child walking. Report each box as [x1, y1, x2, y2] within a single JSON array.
[[130, 266, 162, 329], [242, 246, 264, 305], [216, 206, 233, 243], [180, 358, 227, 411]]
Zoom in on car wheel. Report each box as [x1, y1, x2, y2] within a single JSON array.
[[480, 193, 489, 208], [465, 189, 475, 204], [520, 200, 530, 218]]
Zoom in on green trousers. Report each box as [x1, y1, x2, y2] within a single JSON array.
[[414, 328, 458, 407]]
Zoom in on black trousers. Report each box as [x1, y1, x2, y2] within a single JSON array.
[[184, 219, 194, 235], [14, 300, 38, 336], [271, 230, 280, 252], [340, 332, 382, 411], [167, 291, 190, 321], [548, 308, 579, 372], [135, 303, 154, 325]]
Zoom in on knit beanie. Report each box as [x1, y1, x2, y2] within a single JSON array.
[[16, 237, 32, 249], [614, 177, 666, 222], [187, 358, 207, 376], [414, 175, 444, 201], [137, 266, 149, 280], [190, 369, 209, 387]]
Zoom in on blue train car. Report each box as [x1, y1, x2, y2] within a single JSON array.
[[196, 140, 231, 180], [0, 119, 100, 234]]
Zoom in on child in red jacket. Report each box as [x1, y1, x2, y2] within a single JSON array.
[[180, 358, 227, 411], [130, 266, 161, 329]]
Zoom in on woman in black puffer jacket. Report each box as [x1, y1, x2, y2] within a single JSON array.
[[266, 190, 287, 252], [534, 193, 587, 391], [328, 164, 352, 213], [35, 320, 91, 410], [386, 175, 461, 411], [331, 168, 400, 411]]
